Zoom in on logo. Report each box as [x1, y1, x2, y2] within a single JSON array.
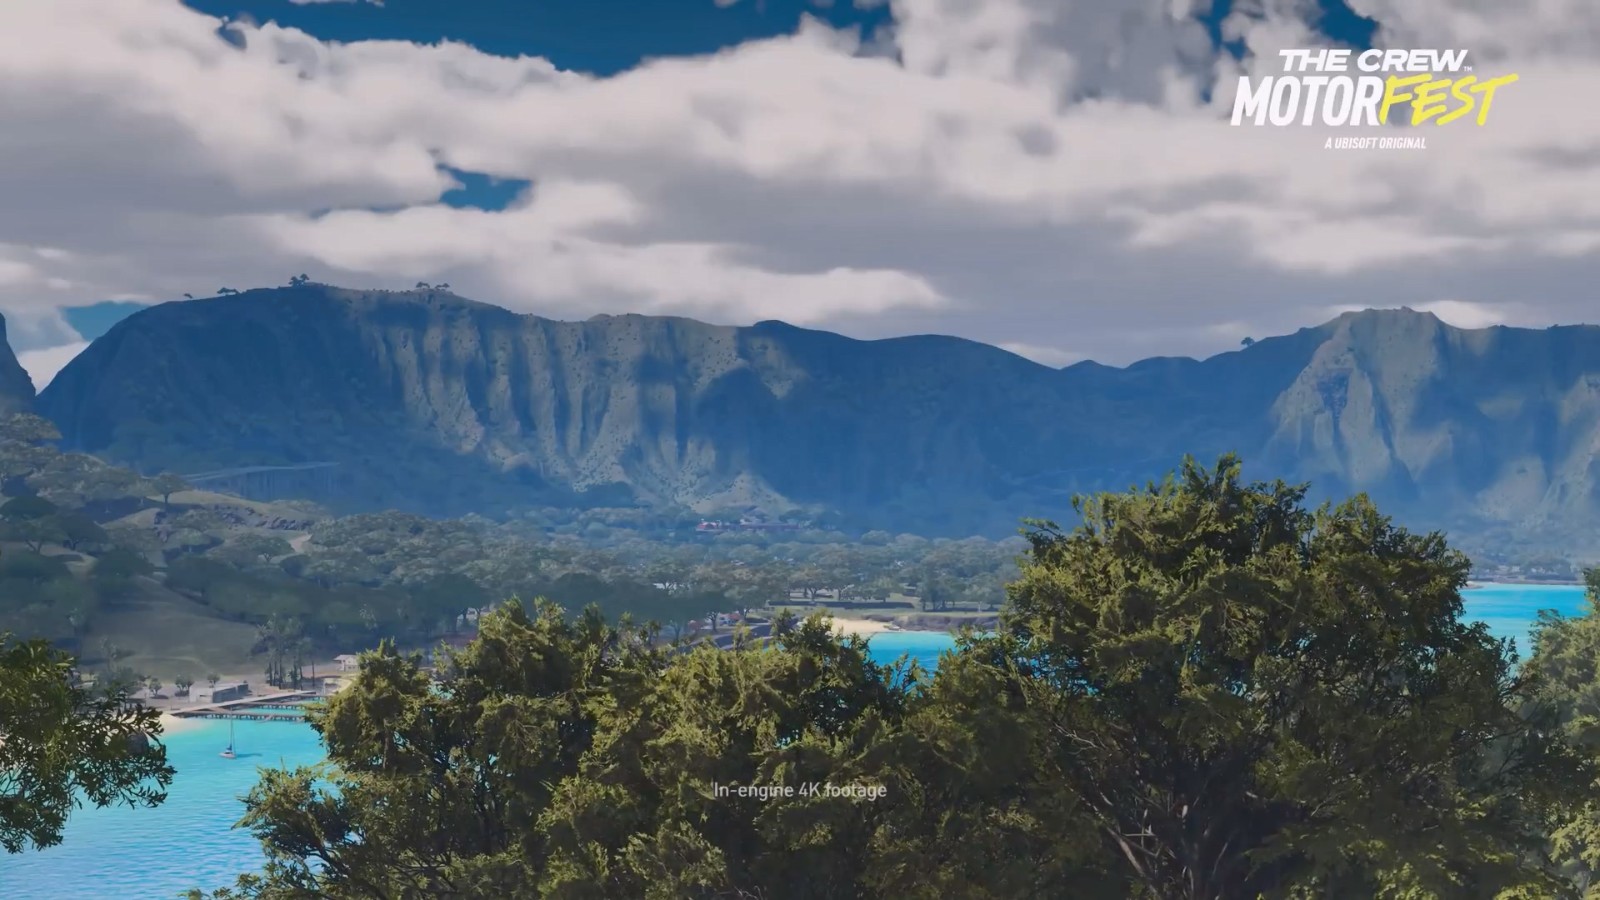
[[1231, 49, 1519, 130]]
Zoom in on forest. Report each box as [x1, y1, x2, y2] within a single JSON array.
[[0, 412, 1018, 682], [15, 456, 1600, 896], [135, 457, 1600, 899]]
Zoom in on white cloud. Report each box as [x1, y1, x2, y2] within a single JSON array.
[[0, 0, 1595, 366], [16, 341, 88, 390], [997, 342, 1084, 367]]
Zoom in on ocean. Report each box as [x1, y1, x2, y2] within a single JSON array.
[[3, 584, 1586, 899]]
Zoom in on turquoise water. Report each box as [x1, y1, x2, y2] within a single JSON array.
[[1462, 582, 1589, 655], [5, 588, 1583, 898], [865, 630, 958, 670], [2, 717, 326, 899]]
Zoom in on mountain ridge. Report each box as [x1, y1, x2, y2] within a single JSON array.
[[32, 286, 1600, 547], [0, 312, 38, 416]]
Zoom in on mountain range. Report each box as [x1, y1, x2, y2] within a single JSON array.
[[10, 285, 1600, 549]]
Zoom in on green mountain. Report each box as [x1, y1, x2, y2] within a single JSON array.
[[30, 286, 1600, 546]]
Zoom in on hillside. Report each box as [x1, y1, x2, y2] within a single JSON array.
[[0, 312, 37, 416], [32, 285, 1600, 547]]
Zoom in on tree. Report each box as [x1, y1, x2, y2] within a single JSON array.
[[204, 602, 650, 897], [148, 472, 188, 509], [93, 546, 155, 581], [406, 572, 488, 634], [0, 495, 65, 552], [206, 673, 220, 689], [538, 616, 921, 898], [981, 455, 1591, 897], [90, 547, 149, 601], [256, 615, 304, 689], [182, 293, 194, 300], [205, 534, 293, 569], [175, 675, 194, 697], [287, 274, 309, 287], [0, 634, 173, 852], [772, 608, 798, 636], [217, 287, 238, 295], [1523, 568, 1600, 890], [144, 676, 162, 698], [1240, 336, 1256, 347], [56, 511, 109, 552]]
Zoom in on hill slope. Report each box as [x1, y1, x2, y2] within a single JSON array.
[[33, 286, 1600, 545], [0, 312, 37, 415]]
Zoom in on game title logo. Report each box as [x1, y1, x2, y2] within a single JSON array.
[[1231, 49, 1518, 128]]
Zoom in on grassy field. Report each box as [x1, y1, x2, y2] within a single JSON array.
[[82, 579, 261, 678]]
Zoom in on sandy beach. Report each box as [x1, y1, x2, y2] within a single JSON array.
[[828, 617, 901, 636], [156, 712, 205, 736]]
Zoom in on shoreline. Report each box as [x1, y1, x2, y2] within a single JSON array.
[[828, 616, 904, 636], [1468, 579, 1584, 588], [156, 712, 206, 736], [826, 614, 996, 636]]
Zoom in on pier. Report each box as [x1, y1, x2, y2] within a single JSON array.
[[171, 690, 319, 722]]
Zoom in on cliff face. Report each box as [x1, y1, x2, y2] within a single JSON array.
[[36, 287, 1101, 530], [0, 313, 37, 416], [34, 286, 1600, 544]]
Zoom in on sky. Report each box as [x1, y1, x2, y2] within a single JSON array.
[[1, 0, 1597, 388]]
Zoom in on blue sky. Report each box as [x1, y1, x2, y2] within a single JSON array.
[[2, 0, 1594, 389]]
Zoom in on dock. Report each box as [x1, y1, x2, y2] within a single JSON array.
[[172, 690, 319, 722]]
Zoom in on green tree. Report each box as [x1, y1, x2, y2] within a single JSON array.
[[1523, 567, 1600, 892], [0, 495, 65, 552], [206, 534, 294, 569], [0, 414, 61, 488], [984, 455, 1590, 897], [200, 602, 649, 898], [538, 616, 917, 898], [55, 511, 109, 552], [0, 634, 174, 852], [407, 572, 489, 634], [772, 608, 798, 637], [148, 472, 188, 510], [90, 546, 156, 602]]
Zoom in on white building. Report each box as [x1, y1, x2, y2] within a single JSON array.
[[335, 654, 360, 671]]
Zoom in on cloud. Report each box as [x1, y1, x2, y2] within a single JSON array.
[[0, 0, 1595, 366], [997, 342, 1084, 367], [16, 341, 88, 390]]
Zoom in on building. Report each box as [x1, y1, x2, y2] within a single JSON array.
[[335, 654, 361, 671], [192, 681, 248, 703]]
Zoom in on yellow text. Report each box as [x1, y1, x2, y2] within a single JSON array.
[[1380, 73, 1520, 126]]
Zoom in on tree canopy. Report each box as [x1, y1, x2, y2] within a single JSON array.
[[190, 455, 1600, 899], [0, 633, 174, 853]]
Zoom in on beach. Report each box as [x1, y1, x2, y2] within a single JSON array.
[[828, 617, 900, 636], [157, 712, 204, 736]]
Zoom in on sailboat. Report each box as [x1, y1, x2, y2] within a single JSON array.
[[220, 721, 237, 759]]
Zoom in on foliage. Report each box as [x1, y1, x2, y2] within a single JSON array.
[[201, 602, 652, 897], [190, 456, 1600, 899], [0, 633, 173, 853], [986, 455, 1592, 897]]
